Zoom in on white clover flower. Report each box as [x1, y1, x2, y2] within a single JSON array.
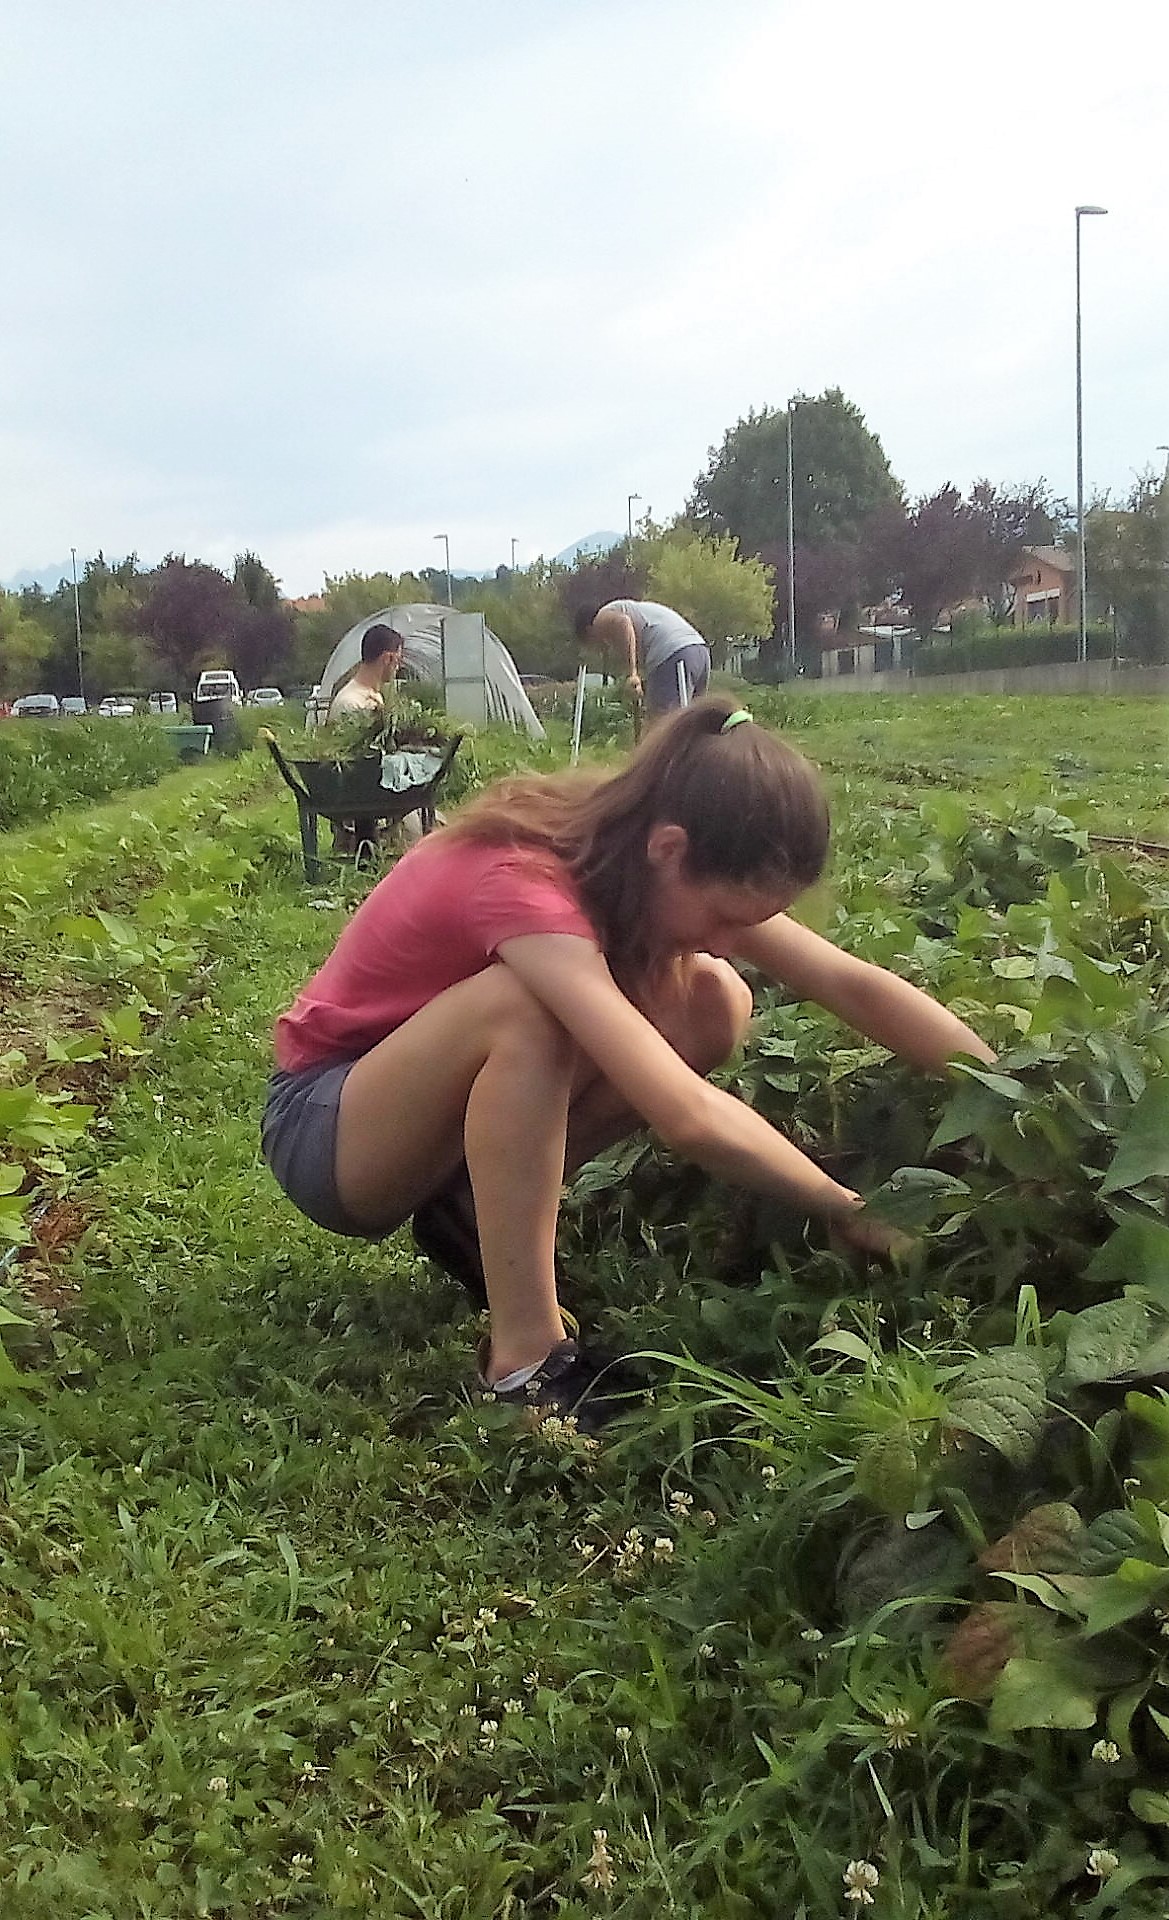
[[582, 1827, 616, 1891], [700, 1509, 718, 1528], [761, 1464, 778, 1486], [843, 1858, 880, 1904], [800, 1627, 824, 1643], [1091, 1739, 1121, 1765], [474, 1607, 498, 1630], [208, 1776, 228, 1793], [1087, 1848, 1119, 1879], [291, 1852, 311, 1867], [699, 1641, 715, 1658], [883, 1707, 915, 1749], [299, 1760, 323, 1779], [479, 1719, 499, 1750], [476, 1426, 489, 1444], [668, 1490, 694, 1517], [524, 1669, 540, 1690], [460, 1704, 479, 1719], [503, 1698, 523, 1717], [652, 1536, 675, 1562], [616, 1725, 632, 1745]]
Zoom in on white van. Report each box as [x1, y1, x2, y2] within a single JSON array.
[[148, 691, 179, 716], [193, 670, 242, 705], [14, 693, 60, 717]]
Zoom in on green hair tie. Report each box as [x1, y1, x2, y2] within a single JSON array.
[[720, 708, 752, 733]]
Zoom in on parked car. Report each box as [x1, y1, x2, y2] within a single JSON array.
[[247, 686, 284, 708], [193, 669, 243, 705], [14, 693, 61, 717], [60, 696, 88, 717], [97, 697, 135, 718], [147, 691, 179, 716]]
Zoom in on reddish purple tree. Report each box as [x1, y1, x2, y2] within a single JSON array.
[[135, 557, 241, 690], [889, 487, 986, 641]]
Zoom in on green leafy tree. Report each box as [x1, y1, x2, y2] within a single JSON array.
[[1085, 472, 1169, 663], [644, 529, 774, 667], [233, 551, 282, 611], [466, 562, 577, 678], [0, 594, 53, 698], [689, 388, 903, 557]]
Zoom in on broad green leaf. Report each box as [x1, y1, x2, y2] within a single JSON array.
[[1082, 1509, 1156, 1572], [991, 956, 1036, 979], [1086, 1218, 1169, 1305], [809, 1329, 879, 1366], [989, 1655, 1098, 1733], [1100, 1078, 1169, 1195], [1062, 1299, 1163, 1386], [1129, 1788, 1169, 1826], [864, 1167, 971, 1232], [949, 1063, 1029, 1102], [948, 1349, 1047, 1465]]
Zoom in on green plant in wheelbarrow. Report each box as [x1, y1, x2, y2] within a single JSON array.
[[260, 713, 465, 881]]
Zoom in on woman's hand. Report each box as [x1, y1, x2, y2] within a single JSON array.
[[829, 1202, 916, 1265]]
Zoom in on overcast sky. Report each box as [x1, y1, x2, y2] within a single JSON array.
[[2, 0, 1165, 595]]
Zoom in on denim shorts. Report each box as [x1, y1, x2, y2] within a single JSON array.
[[261, 1057, 386, 1239], [646, 642, 711, 714]]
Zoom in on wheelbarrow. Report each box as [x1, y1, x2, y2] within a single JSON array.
[[263, 730, 463, 882]]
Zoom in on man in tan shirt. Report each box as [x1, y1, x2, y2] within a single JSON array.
[[327, 624, 404, 723]]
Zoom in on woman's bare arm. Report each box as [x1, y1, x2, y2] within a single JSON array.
[[733, 914, 996, 1071], [498, 933, 864, 1222]]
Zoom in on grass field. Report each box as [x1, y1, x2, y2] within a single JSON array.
[[1, 693, 1167, 1917]]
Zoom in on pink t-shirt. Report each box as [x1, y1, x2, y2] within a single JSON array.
[[274, 836, 598, 1071]]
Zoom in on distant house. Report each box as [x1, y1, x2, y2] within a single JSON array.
[[1007, 547, 1077, 626]]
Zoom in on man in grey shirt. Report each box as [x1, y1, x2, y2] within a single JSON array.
[[573, 599, 711, 716]]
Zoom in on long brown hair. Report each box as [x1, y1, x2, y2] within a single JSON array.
[[447, 694, 829, 983]]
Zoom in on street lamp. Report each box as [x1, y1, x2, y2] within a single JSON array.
[[510, 537, 518, 572], [1075, 204, 1108, 665], [70, 547, 85, 705], [626, 492, 641, 544], [785, 399, 798, 673], [433, 533, 452, 607]]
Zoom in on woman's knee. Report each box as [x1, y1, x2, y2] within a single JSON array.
[[682, 958, 754, 1073], [486, 964, 578, 1071]]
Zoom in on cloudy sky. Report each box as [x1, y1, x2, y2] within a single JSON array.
[[2, 0, 1165, 595]]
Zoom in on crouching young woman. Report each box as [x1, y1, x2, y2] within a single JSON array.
[[262, 696, 994, 1426]]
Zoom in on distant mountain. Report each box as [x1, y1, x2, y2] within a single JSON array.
[[2, 561, 73, 592], [553, 530, 623, 566]]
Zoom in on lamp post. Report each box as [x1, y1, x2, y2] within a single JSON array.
[[70, 547, 85, 706], [626, 492, 641, 544], [433, 533, 452, 607], [510, 537, 518, 572], [1075, 204, 1108, 665], [785, 399, 798, 674]]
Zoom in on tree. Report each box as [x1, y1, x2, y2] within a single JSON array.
[[233, 551, 282, 610], [135, 556, 242, 689], [890, 487, 987, 642], [966, 481, 1062, 625], [689, 388, 903, 557], [644, 529, 773, 667], [0, 593, 53, 699], [1085, 471, 1169, 663], [467, 562, 577, 678]]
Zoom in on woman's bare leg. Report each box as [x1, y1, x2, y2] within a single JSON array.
[[334, 965, 579, 1380], [415, 956, 754, 1283]]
